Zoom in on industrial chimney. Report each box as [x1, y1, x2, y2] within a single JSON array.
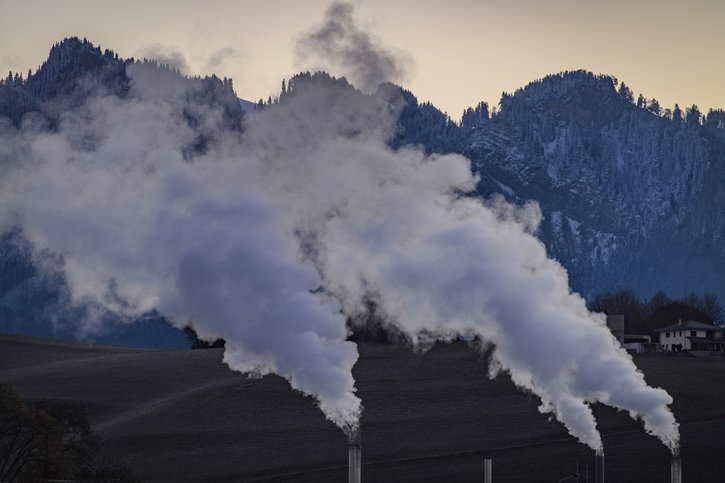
[[348, 428, 361, 483], [595, 450, 605, 483], [670, 453, 682, 483]]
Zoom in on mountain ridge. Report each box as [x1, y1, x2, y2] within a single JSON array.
[[462, 70, 724, 301], [0, 38, 722, 345]]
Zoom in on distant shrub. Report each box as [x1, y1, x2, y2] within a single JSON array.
[[346, 297, 410, 345], [0, 383, 136, 482], [183, 326, 226, 349]]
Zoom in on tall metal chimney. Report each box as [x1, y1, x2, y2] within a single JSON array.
[[670, 454, 682, 483], [483, 458, 492, 483], [348, 428, 361, 483], [595, 450, 605, 483]]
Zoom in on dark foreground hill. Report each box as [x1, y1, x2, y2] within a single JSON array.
[[2, 333, 725, 482]]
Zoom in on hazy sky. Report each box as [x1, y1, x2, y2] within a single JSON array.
[[1, 0, 723, 118]]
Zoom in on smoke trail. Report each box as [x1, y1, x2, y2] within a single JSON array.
[[244, 78, 680, 452], [0, 66, 679, 451], [295, 1, 411, 92], [0, 65, 362, 431], [204, 47, 241, 74]]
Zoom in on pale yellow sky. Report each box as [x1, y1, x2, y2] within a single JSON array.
[[1, 0, 723, 118]]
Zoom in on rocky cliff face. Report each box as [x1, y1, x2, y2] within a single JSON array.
[[462, 71, 725, 300]]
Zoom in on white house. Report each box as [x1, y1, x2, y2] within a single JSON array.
[[623, 334, 652, 354], [654, 320, 725, 352]]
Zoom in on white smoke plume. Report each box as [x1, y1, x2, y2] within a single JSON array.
[[0, 64, 678, 451], [0, 65, 364, 431], [244, 78, 680, 452], [295, 1, 412, 92]]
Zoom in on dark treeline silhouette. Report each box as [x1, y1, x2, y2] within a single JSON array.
[[0, 37, 242, 131], [0, 383, 136, 482], [183, 326, 226, 349], [345, 296, 410, 344], [590, 290, 723, 337]]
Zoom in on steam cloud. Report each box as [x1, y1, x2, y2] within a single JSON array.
[[0, 42, 678, 453], [203, 47, 241, 74], [296, 1, 411, 92]]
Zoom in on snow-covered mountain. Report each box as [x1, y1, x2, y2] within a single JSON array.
[[462, 71, 725, 301], [0, 40, 722, 345]]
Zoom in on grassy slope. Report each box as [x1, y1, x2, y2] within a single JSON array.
[[2, 333, 724, 482]]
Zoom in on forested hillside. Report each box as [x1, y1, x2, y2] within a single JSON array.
[[1, 39, 723, 346], [461, 71, 725, 300]]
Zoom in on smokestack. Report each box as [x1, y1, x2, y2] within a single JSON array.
[[484, 458, 492, 483], [348, 428, 361, 483], [670, 455, 682, 483], [595, 450, 605, 483]]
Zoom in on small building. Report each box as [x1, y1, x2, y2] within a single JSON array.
[[623, 334, 656, 354], [654, 320, 725, 352], [605, 314, 658, 353], [605, 314, 625, 345]]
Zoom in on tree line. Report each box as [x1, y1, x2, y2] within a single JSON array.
[[589, 290, 723, 336], [0, 383, 136, 482]]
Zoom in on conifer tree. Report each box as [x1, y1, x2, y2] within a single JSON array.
[[686, 104, 701, 126], [618, 82, 634, 103], [636, 94, 645, 108], [647, 98, 661, 115]]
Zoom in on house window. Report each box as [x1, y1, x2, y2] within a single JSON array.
[[666, 332, 670, 338], [691, 331, 697, 337]]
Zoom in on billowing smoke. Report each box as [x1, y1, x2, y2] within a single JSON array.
[[0, 52, 678, 452], [242, 78, 680, 452], [295, 1, 411, 92], [0, 65, 364, 431], [204, 47, 242, 74], [136, 43, 190, 74]]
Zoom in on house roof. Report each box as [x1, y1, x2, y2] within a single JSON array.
[[654, 320, 723, 333], [686, 337, 725, 343]]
